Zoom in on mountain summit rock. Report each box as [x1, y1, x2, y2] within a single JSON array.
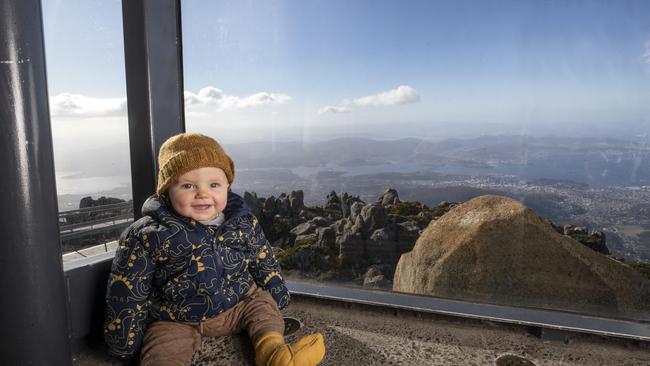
[[393, 195, 650, 319]]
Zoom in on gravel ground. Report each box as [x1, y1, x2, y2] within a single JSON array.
[[75, 296, 650, 366]]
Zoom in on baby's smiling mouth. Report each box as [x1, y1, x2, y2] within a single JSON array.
[[192, 204, 212, 211]]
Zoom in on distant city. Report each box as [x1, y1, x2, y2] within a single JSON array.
[[56, 134, 650, 262]]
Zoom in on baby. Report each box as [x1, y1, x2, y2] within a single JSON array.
[[104, 133, 325, 366]]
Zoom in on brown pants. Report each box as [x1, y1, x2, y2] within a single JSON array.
[[140, 284, 285, 366]]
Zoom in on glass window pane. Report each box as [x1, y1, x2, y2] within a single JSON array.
[[43, 0, 132, 257], [182, 0, 650, 322]]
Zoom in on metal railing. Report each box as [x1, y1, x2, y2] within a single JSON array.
[[59, 202, 134, 249]]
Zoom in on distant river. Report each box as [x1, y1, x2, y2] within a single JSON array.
[[248, 161, 646, 187], [55, 171, 131, 196], [287, 162, 538, 180]]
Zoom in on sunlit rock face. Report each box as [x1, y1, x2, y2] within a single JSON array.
[[393, 195, 650, 319]]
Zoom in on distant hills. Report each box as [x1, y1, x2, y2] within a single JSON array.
[[226, 135, 650, 187]]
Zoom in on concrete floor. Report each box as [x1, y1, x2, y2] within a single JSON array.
[[74, 296, 650, 365]]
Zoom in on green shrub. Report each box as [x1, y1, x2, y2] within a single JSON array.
[[566, 231, 609, 255], [323, 208, 342, 221], [277, 240, 340, 274], [391, 201, 422, 217], [430, 204, 455, 218], [263, 217, 293, 242]]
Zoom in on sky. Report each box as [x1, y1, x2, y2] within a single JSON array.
[[41, 0, 650, 196], [42, 0, 650, 144]]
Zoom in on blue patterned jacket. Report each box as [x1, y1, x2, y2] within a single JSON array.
[[104, 192, 289, 360]]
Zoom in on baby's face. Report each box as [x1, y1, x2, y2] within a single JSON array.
[[167, 167, 229, 222]]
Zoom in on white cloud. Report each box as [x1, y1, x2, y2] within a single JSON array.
[[318, 85, 419, 114], [49, 86, 291, 118], [347, 85, 420, 107], [317, 105, 352, 114], [49, 93, 127, 118], [644, 36, 650, 64], [184, 86, 291, 111]]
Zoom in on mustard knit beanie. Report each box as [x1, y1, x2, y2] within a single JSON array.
[[156, 133, 235, 195]]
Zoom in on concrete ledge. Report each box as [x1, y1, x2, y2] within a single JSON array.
[[287, 281, 650, 342], [73, 294, 650, 365], [63, 242, 118, 264]]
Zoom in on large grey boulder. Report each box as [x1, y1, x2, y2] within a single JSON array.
[[395, 221, 421, 253], [377, 188, 400, 208], [290, 222, 317, 237], [337, 231, 365, 267], [289, 190, 304, 214], [366, 225, 399, 265], [340, 192, 364, 218], [393, 195, 650, 319], [316, 226, 337, 250], [310, 216, 331, 227], [263, 195, 277, 212], [363, 266, 389, 288], [323, 191, 340, 210], [243, 191, 262, 218], [349, 201, 365, 222], [290, 216, 331, 237], [358, 204, 389, 236]]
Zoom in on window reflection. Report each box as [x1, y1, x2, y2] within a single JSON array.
[[182, 0, 650, 321]]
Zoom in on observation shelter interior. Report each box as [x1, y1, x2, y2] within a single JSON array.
[[1, 1, 650, 365]]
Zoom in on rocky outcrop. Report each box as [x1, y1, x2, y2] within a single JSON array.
[[261, 191, 305, 218], [317, 225, 337, 250], [243, 192, 262, 218], [362, 265, 391, 288], [393, 195, 650, 319], [335, 195, 428, 272], [79, 196, 125, 208], [377, 188, 400, 208], [270, 189, 457, 283], [247, 190, 313, 247], [545, 221, 610, 255], [349, 201, 364, 221], [291, 216, 332, 247], [67, 196, 130, 225], [562, 224, 609, 255], [323, 191, 341, 212], [320, 191, 364, 220]]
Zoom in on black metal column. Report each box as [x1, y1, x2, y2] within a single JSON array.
[[0, 1, 72, 365], [122, 0, 186, 219]]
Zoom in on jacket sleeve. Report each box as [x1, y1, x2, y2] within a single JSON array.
[[104, 230, 156, 360], [247, 216, 290, 310]]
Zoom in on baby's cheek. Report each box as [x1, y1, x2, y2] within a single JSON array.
[[216, 199, 227, 212]]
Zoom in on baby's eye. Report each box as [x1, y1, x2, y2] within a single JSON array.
[[181, 183, 194, 189], [210, 183, 221, 188]]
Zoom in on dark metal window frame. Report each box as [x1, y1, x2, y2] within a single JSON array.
[[1, 1, 72, 364], [122, 0, 186, 218]]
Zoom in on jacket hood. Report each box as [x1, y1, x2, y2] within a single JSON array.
[[141, 191, 251, 225]]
